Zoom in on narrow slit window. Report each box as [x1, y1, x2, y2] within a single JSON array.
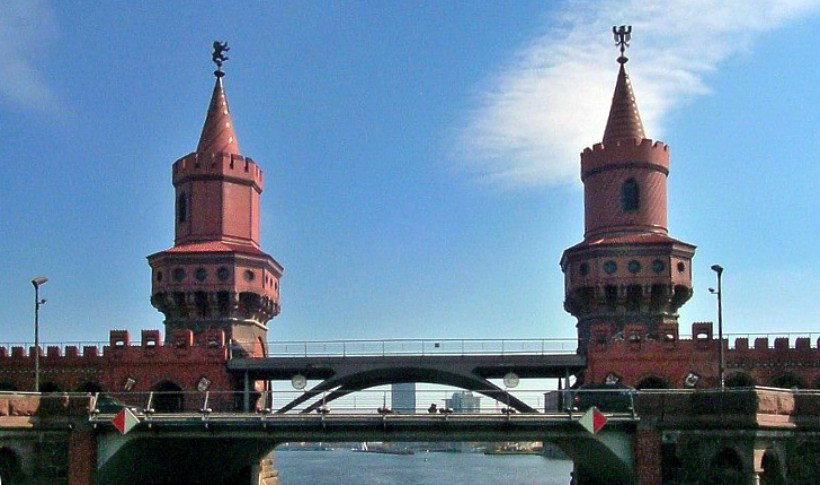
[[177, 192, 187, 224], [621, 178, 639, 212]]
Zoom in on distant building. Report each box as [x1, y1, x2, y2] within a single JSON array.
[[445, 391, 481, 413], [391, 383, 416, 413]]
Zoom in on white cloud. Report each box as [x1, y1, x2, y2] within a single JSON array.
[[0, 0, 61, 114], [456, 0, 820, 188]]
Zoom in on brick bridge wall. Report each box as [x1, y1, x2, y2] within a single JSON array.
[[585, 321, 820, 389], [0, 329, 233, 402]]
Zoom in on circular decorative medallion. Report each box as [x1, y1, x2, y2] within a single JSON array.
[[603, 260, 617, 275], [628, 260, 641, 274], [195, 267, 207, 282], [244, 270, 255, 282]]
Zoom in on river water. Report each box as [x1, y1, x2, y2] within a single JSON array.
[[275, 449, 574, 484]]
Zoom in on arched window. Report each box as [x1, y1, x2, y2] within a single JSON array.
[[621, 178, 639, 212], [177, 192, 187, 224]]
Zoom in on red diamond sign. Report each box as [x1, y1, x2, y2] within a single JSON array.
[[112, 407, 140, 435], [579, 406, 607, 434]]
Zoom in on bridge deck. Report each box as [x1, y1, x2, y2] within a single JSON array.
[[91, 411, 637, 439], [228, 353, 586, 380]]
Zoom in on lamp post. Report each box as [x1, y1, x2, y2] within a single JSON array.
[[709, 265, 724, 390], [31, 277, 48, 392]]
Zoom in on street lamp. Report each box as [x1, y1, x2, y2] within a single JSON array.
[[708, 265, 724, 390], [31, 277, 48, 392]]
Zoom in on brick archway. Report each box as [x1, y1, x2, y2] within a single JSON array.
[[0, 447, 23, 484], [636, 375, 668, 390], [726, 372, 755, 388], [769, 373, 806, 390], [151, 380, 184, 412]]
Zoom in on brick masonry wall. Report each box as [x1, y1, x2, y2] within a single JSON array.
[[585, 322, 820, 389]]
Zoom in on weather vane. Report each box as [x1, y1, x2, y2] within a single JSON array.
[[612, 25, 632, 64], [212, 41, 230, 77]]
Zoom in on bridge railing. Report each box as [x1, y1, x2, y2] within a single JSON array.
[[261, 338, 578, 357], [75, 388, 639, 416]]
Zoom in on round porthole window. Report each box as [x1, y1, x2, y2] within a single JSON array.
[[244, 270, 255, 282], [677, 262, 686, 273], [652, 260, 665, 273], [579, 263, 589, 276], [195, 267, 207, 282], [217, 266, 230, 281], [173, 268, 186, 282], [603, 260, 617, 275], [628, 260, 641, 274]]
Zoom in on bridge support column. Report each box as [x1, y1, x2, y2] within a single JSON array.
[[255, 452, 279, 485], [244, 371, 250, 412], [68, 429, 97, 484], [634, 427, 661, 485]]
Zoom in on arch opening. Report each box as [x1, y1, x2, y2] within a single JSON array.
[[760, 448, 786, 485], [40, 382, 62, 393], [707, 447, 745, 484], [726, 373, 755, 388], [770, 373, 805, 390], [77, 381, 105, 393], [0, 447, 23, 484], [152, 380, 184, 412], [636, 376, 668, 390]]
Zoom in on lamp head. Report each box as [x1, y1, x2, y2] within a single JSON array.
[[31, 276, 48, 288], [708, 288, 716, 294], [710, 264, 723, 275]]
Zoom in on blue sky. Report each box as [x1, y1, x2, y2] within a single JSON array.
[[2, 0, 819, 346]]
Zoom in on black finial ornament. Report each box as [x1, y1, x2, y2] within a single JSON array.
[[212, 41, 230, 77], [612, 25, 632, 64]]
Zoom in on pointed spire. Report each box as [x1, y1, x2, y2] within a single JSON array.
[[602, 62, 645, 145], [603, 26, 645, 145], [197, 75, 240, 155]]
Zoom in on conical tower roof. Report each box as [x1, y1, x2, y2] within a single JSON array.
[[197, 76, 240, 155], [602, 63, 645, 145]]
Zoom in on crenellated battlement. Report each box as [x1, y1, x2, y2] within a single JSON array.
[[581, 138, 669, 179], [585, 321, 820, 389], [0, 329, 233, 394], [0, 329, 229, 364], [589, 321, 820, 353], [172, 151, 264, 191]]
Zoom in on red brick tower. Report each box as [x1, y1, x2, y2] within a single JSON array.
[[148, 59, 282, 356], [561, 32, 695, 351]]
